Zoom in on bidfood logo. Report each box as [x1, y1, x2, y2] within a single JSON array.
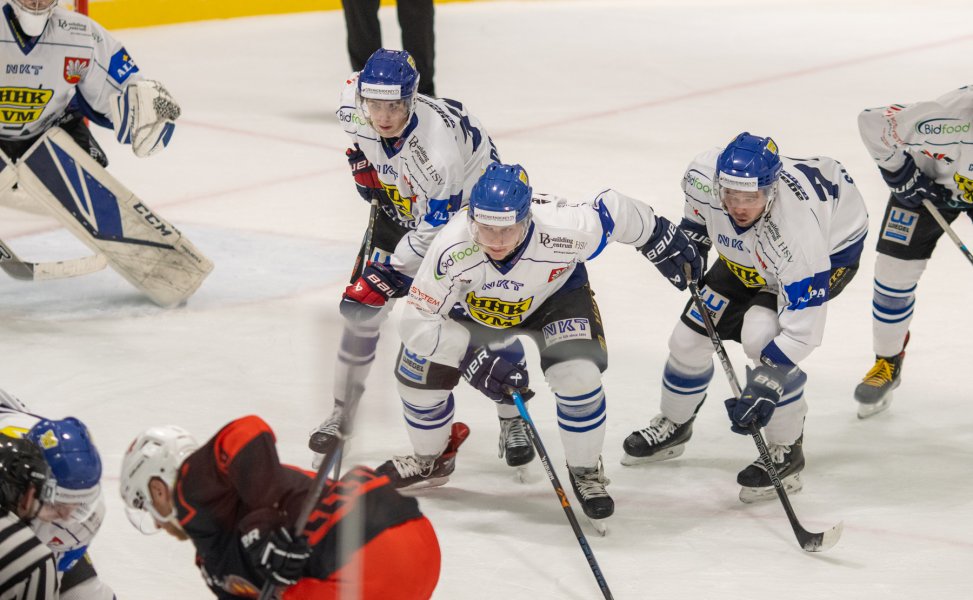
[[917, 118, 971, 136], [435, 243, 480, 279], [686, 170, 714, 195]]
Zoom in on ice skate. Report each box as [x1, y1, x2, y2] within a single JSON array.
[[498, 416, 534, 481], [854, 350, 905, 419], [568, 458, 613, 535], [621, 413, 696, 466], [375, 422, 470, 490], [737, 435, 805, 503]]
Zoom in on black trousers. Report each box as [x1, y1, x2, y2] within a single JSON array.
[[342, 0, 436, 96]]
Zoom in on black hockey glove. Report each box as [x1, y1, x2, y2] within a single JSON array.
[[679, 218, 712, 274], [638, 215, 703, 291], [879, 154, 953, 210], [460, 346, 534, 404], [240, 510, 310, 586], [340, 262, 412, 321], [724, 365, 786, 434], [346, 145, 383, 202]]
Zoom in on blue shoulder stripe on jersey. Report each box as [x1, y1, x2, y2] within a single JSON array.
[[829, 234, 866, 269], [783, 270, 830, 311], [424, 194, 463, 227], [107, 47, 140, 85], [585, 198, 615, 261]]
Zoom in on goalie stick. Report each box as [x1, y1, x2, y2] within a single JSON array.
[[922, 199, 973, 267], [685, 266, 842, 552], [0, 236, 107, 281], [511, 390, 615, 599]]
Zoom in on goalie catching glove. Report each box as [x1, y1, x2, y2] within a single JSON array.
[[340, 262, 412, 320], [112, 80, 181, 158]]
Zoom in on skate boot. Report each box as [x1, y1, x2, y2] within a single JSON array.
[[498, 416, 535, 475], [621, 412, 697, 466], [568, 458, 613, 535], [737, 434, 805, 503], [309, 409, 345, 453], [375, 422, 470, 490], [854, 339, 907, 419]]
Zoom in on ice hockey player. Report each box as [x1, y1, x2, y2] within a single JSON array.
[[375, 162, 702, 527], [621, 133, 868, 502], [121, 415, 440, 600], [0, 0, 211, 306], [0, 389, 116, 600], [854, 86, 973, 417], [0, 435, 57, 600], [310, 48, 528, 470]]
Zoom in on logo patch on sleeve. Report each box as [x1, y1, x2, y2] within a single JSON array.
[[107, 48, 139, 84], [881, 207, 918, 245]]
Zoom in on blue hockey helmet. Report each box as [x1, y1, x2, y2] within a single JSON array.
[[715, 132, 782, 224], [27, 417, 102, 509], [0, 435, 51, 516], [356, 49, 420, 136], [468, 163, 533, 257]]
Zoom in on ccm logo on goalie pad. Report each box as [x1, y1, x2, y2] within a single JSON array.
[[542, 318, 591, 345], [685, 287, 729, 326], [133, 203, 175, 237]]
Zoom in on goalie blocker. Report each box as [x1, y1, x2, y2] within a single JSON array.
[[13, 128, 212, 306]]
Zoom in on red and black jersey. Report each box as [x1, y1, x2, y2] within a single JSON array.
[[174, 415, 422, 599]]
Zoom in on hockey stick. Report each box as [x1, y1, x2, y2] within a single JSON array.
[[511, 390, 615, 599], [921, 199, 973, 267], [257, 419, 348, 600], [0, 236, 107, 281], [685, 270, 842, 552]]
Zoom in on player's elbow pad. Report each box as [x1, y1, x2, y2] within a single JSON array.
[[112, 80, 181, 158]]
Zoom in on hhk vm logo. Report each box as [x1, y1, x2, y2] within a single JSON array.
[[63, 57, 90, 84]]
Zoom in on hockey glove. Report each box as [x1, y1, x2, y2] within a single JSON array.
[[340, 262, 412, 320], [724, 365, 786, 434], [679, 218, 712, 274], [111, 80, 180, 158], [879, 154, 953, 210], [347, 145, 383, 202], [240, 509, 310, 586], [460, 346, 534, 404], [639, 215, 703, 291]]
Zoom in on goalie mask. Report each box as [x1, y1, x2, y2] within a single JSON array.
[[356, 49, 420, 138], [119, 425, 198, 534], [714, 132, 782, 229], [9, 0, 58, 37], [468, 163, 533, 261]]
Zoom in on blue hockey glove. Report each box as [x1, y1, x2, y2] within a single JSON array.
[[639, 215, 703, 291], [340, 262, 411, 320], [679, 217, 712, 274], [724, 365, 786, 434], [460, 346, 534, 404], [880, 154, 953, 210]]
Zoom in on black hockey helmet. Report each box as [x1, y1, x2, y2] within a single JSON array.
[[0, 435, 50, 516]]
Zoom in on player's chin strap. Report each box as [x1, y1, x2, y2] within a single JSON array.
[[684, 264, 842, 553]]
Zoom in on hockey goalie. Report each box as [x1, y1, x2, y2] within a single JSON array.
[[0, 0, 212, 306]]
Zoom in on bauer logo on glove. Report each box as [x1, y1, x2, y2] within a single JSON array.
[[112, 80, 181, 158]]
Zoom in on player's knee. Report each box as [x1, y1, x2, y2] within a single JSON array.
[[545, 359, 601, 398], [668, 321, 714, 366], [741, 305, 779, 362]]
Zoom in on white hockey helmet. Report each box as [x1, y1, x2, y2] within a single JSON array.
[[119, 425, 198, 534], [10, 0, 59, 37]]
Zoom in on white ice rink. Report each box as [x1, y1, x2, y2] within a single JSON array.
[[2, 0, 972, 598]]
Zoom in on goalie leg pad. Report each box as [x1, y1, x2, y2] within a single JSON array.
[[15, 128, 212, 306], [0, 147, 16, 200]]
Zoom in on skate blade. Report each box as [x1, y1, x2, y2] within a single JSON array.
[[397, 476, 451, 493], [739, 473, 803, 504], [586, 516, 608, 536], [620, 444, 685, 466], [513, 465, 529, 483], [857, 394, 892, 419]]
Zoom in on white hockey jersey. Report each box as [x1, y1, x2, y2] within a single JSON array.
[[0, 406, 105, 571], [858, 85, 973, 208], [682, 148, 868, 367], [337, 75, 498, 276], [0, 4, 143, 141], [400, 190, 658, 364]]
